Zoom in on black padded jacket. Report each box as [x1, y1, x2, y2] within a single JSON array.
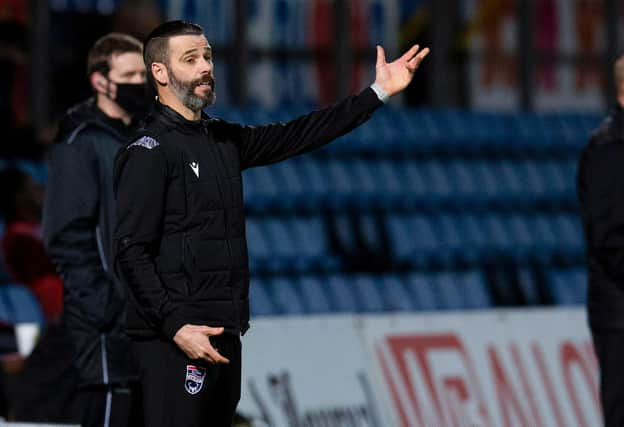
[[113, 88, 383, 339]]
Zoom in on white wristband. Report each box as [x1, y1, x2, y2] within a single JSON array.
[[370, 83, 390, 103]]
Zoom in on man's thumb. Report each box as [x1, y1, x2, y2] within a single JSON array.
[[376, 45, 385, 68], [202, 326, 224, 335]]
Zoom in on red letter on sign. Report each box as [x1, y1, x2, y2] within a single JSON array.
[[488, 346, 532, 427], [560, 341, 600, 427]]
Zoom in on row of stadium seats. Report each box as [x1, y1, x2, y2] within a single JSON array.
[[212, 107, 601, 154], [245, 212, 584, 273], [249, 271, 493, 315], [248, 267, 587, 316], [2, 155, 579, 212], [0, 266, 586, 326], [242, 156, 578, 212], [385, 212, 584, 267]]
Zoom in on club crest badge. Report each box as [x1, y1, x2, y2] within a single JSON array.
[[185, 365, 206, 395]]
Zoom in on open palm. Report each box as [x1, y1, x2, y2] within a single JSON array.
[[374, 44, 430, 97]]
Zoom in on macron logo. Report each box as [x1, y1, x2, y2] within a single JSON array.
[[189, 162, 200, 178]]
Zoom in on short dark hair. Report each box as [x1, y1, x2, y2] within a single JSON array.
[[143, 21, 203, 86], [86, 33, 143, 78]]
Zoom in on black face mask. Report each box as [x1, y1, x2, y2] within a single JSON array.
[[107, 81, 150, 118]]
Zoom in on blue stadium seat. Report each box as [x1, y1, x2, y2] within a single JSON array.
[[272, 160, 307, 210], [423, 161, 453, 205], [245, 219, 271, 273], [460, 271, 492, 309], [242, 166, 279, 211], [380, 275, 416, 311], [297, 277, 332, 313], [405, 273, 439, 311], [548, 268, 587, 305], [351, 275, 386, 312], [400, 162, 429, 206], [290, 218, 339, 271], [0, 284, 45, 324], [433, 214, 466, 265], [249, 278, 278, 316], [263, 219, 298, 272], [448, 160, 479, 207], [376, 160, 405, 208], [267, 278, 306, 314], [326, 275, 358, 312], [430, 272, 465, 310], [298, 158, 329, 206]]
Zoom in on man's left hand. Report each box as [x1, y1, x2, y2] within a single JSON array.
[[374, 44, 430, 98]]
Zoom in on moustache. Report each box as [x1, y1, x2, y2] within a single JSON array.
[[190, 77, 215, 90]]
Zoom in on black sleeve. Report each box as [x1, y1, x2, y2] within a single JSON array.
[[42, 139, 121, 328], [112, 142, 186, 339], [238, 87, 383, 169], [578, 142, 624, 286]]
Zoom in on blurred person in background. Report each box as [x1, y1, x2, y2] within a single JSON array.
[[577, 55, 624, 427], [0, 168, 63, 321], [42, 33, 148, 427], [113, 20, 429, 426]]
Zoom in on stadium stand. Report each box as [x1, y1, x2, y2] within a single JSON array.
[[0, 108, 597, 323]]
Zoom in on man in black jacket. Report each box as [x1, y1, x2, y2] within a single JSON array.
[[578, 55, 624, 427], [42, 33, 147, 427], [113, 20, 429, 426]]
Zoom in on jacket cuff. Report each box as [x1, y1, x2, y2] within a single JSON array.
[[162, 312, 188, 340], [359, 86, 385, 110]]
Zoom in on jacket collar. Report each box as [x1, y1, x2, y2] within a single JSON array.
[[153, 101, 211, 134], [56, 97, 133, 144]]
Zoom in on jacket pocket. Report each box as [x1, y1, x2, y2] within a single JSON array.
[[186, 236, 230, 272]]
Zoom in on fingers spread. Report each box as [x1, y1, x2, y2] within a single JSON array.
[[401, 44, 420, 62], [407, 47, 430, 70]]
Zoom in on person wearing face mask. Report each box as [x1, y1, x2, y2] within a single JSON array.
[[41, 33, 147, 427]]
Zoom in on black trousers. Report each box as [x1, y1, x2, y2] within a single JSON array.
[[133, 334, 241, 427], [591, 328, 624, 427], [66, 385, 137, 427]]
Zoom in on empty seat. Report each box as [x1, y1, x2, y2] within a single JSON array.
[[548, 268, 587, 305], [405, 273, 439, 311], [351, 275, 386, 312], [380, 275, 417, 311], [326, 275, 358, 312], [297, 277, 332, 313], [0, 284, 45, 324], [249, 278, 278, 316], [460, 271, 492, 309], [268, 278, 306, 314], [430, 272, 465, 310]]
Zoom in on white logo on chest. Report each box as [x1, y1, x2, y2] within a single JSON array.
[[189, 162, 200, 178]]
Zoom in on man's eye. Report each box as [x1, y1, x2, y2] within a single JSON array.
[[186, 57, 196, 63]]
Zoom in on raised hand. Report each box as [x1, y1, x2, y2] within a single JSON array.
[[374, 44, 430, 98]]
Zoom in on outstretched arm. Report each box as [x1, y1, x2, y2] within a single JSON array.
[[237, 44, 430, 169]]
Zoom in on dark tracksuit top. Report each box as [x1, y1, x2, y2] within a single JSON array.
[[578, 104, 624, 330], [113, 87, 383, 340]]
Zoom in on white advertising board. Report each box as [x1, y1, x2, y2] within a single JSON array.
[[238, 308, 598, 427]]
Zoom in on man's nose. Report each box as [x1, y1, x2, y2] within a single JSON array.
[[198, 57, 213, 73]]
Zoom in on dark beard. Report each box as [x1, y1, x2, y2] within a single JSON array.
[[168, 67, 216, 111]]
